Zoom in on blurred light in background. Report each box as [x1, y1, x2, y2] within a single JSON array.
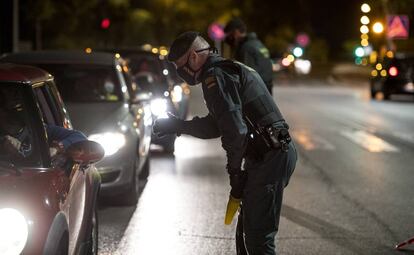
[[361, 3, 371, 13], [101, 18, 111, 29], [386, 51, 394, 58], [389, 66, 398, 76], [375, 63, 382, 70], [372, 22, 384, 34], [115, 53, 121, 59], [361, 39, 369, 47], [294, 59, 311, 75], [380, 70, 387, 77], [371, 70, 378, 77], [355, 47, 365, 57], [142, 44, 152, 51], [293, 47, 304, 57], [370, 51, 378, 64], [360, 16, 370, 25], [361, 34, 369, 40], [281, 57, 291, 67], [85, 48, 92, 54], [287, 54, 295, 62], [360, 25, 369, 34], [152, 48, 159, 54]]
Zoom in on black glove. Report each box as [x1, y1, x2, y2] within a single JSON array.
[[152, 112, 184, 137], [228, 169, 247, 199]]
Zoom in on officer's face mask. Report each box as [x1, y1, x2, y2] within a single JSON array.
[[176, 48, 211, 86]]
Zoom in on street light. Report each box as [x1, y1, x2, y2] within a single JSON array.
[[372, 22, 384, 34], [361, 3, 371, 13], [360, 16, 370, 25], [360, 25, 369, 34], [361, 39, 369, 47]]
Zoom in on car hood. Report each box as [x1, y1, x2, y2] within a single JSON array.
[[65, 102, 128, 135]]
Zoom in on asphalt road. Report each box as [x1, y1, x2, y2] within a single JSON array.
[[98, 81, 414, 255]]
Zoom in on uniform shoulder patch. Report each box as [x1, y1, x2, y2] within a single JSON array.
[[204, 76, 217, 89]]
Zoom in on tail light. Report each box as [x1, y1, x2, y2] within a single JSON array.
[[389, 66, 398, 77]]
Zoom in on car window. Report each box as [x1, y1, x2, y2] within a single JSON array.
[[36, 64, 124, 103], [0, 83, 41, 167]]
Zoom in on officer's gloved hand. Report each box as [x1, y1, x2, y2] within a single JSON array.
[[229, 170, 247, 199], [225, 168, 247, 225], [153, 112, 184, 137]]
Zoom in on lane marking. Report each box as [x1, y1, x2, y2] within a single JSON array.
[[292, 130, 335, 151], [341, 130, 399, 153]]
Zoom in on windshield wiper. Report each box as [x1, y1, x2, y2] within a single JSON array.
[[0, 161, 22, 176]]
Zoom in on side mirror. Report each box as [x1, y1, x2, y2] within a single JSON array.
[[66, 140, 104, 165]]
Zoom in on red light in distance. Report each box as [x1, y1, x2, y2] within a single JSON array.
[[389, 66, 398, 77], [101, 18, 110, 29]]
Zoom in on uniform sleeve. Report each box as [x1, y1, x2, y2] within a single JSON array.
[[205, 69, 248, 170], [46, 125, 87, 149], [181, 114, 220, 139]]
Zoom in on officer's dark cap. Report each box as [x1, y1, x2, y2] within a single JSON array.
[[224, 18, 247, 33], [168, 31, 199, 62]]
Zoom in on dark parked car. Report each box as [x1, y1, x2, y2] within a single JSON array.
[[0, 63, 103, 254], [103, 48, 191, 153], [370, 53, 414, 100], [1, 51, 153, 205]]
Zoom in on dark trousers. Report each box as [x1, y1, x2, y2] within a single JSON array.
[[236, 142, 297, 255]]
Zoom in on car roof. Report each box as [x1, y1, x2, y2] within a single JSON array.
[[1, 50, 117, 66], [0, 63, 52, 84]]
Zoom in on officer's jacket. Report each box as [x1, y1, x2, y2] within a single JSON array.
[[234, 33, 273, 86], [181, 55, 284, 170]]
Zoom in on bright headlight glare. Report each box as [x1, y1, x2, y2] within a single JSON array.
[[172, 85, 183, 103], [150, 98, 168, 118], [0, 208, 29, 255], [89, 132, 126, 156]]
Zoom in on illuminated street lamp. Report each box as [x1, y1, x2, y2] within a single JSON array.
[[361, 3, 371, 13], [360, 15, 370, 25], [360, 25, 369, 34], [372, 22, 384, 34], [361, 39, 369, 47]]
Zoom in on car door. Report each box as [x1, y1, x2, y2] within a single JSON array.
[[33, 82, 87, 255], [119, 60, 152, 162]]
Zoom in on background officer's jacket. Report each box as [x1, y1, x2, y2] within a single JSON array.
[[234, 33, 273, 87], [181, 55, 283, 170]]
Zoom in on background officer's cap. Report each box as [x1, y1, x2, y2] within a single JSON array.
[[167, 31, 199, 62]]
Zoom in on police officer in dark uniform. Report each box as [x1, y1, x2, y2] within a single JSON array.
[[153, 32, 297, 255], [224, 18, 274, 95]]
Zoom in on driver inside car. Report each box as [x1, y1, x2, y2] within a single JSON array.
[[0, 90, 87, 161]]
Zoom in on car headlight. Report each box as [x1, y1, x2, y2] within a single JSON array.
[[150, 98, 168, 118], [88, 132, 126, 157], [0, 208, 29, 255]]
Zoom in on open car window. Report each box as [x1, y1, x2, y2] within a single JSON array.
[[0, 84, 41, 167]]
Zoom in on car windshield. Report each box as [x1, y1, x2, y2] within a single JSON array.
[[36, 64, 123, 103], [122, 53, 169, 93], [0, 84, 41, 167]]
